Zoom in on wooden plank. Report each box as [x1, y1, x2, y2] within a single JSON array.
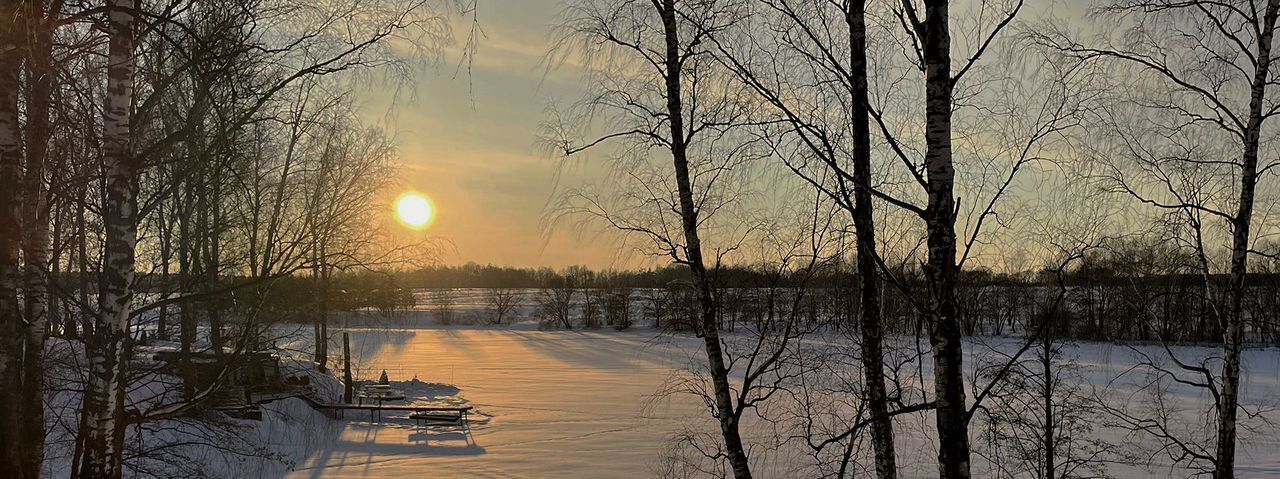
[[409, 413, 461, 420], [313, 404, 473, 412]]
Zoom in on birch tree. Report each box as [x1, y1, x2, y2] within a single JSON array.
[[702, 2, 909, 474], [890, 2, 1092, 476], [1039, 2, 1280, 476], [707, 1, 1087, 476], [62, 0, 444, 474], [17, 0, 64, 475], [912, 2, 970, 474], [550, 0, 761, 475], [0, 2, 28, 473], [76, 0, 141, 475]]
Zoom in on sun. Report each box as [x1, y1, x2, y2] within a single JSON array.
[[395, 193, 434, 230]]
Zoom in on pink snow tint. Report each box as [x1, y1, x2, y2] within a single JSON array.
[[251, 328, 1280, 478], [283, 328, 707, 478]]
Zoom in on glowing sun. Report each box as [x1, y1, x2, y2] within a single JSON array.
[[395, 193, 434, 230]]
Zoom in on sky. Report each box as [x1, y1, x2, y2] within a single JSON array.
[[363, 0, 631, 269], [363, 0, 1092, 270]]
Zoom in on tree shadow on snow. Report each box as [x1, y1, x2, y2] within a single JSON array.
[[294, 418, 485, 479], [504, 329, 674, 372]]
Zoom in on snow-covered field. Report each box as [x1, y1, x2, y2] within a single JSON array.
[[225, 326, 1280, 478]]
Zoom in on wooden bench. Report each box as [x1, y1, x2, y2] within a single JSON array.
[[409, 406, 472, 426], [301, 399, 473, 424]]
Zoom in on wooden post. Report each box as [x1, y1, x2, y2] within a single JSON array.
[[342, 332, 353, 403]]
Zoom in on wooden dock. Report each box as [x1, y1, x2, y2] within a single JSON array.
[[312, 404, 473, 413], [294, 392, 472, 423]]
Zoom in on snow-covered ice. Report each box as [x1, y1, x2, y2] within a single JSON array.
[[283, 328, 709, 477], [44, 325, 1280, 478], [265, 327, 1280, 478]]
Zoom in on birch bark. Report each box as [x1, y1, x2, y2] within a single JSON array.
[[79, 0, 138, 476]]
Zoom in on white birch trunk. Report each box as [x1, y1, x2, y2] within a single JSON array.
[[846, 2, 896, 477], [1216, 3, 1280, 477], [655, 1, 752, 477], [79, 0, 137, 476], [19, 0, 58, 474], [919, 2, 971, 478], [0, 5, 29, 473]]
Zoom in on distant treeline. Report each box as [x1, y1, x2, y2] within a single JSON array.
[[87, 238, 1280, 345], [383, 242, 1280, 344], [107, 254, 1280, 304], [385, 262, 1050, 289], [390, 263, 838, 288], [380, 261, 1280, 290], [350, 258, 1280, 345]]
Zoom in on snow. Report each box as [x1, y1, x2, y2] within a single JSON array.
[[274, 327, 1280, 478], [282, 328, 706, 477], [42, 326, 1280, 477]]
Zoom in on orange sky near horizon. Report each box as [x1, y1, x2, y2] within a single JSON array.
[[363, 0, 1092, 271], [360, 0, 641, 269]]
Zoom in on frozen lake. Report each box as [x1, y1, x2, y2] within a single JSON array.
[[265, 327, 1280, 478], [286, 328, 714, 478]]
